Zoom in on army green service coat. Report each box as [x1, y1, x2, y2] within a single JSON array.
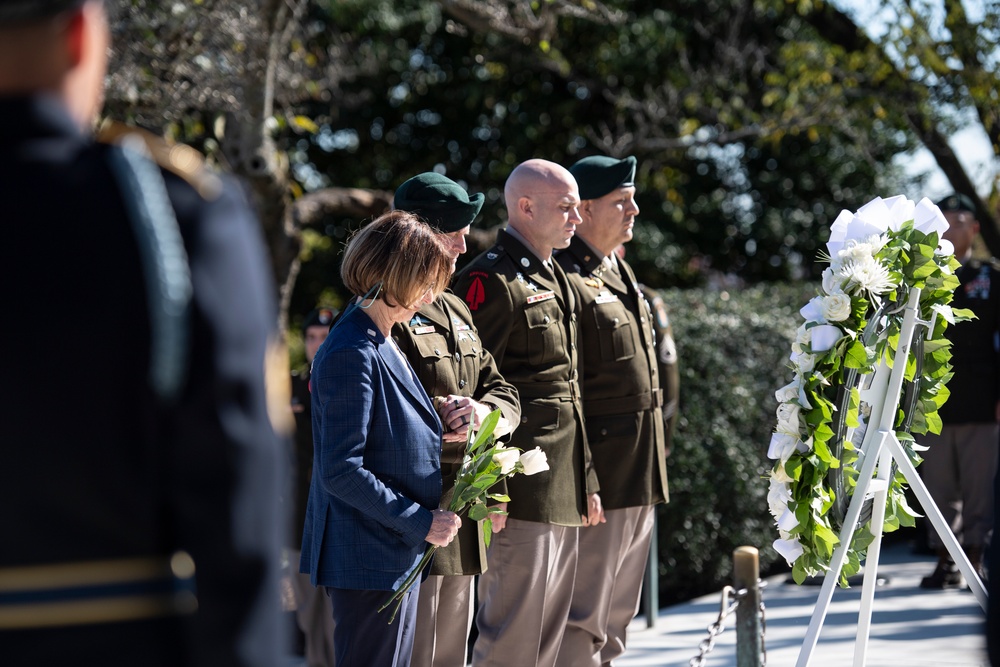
[[393, 291, 520, 575], [556, 236, 669, 509], [453, 229, 598, 526]]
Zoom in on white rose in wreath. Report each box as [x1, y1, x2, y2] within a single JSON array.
[[775, 402, 801, 435], [821, 294, 852, 322]]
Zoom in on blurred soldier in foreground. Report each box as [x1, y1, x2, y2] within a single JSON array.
[[0, 1, 288, 665], [290, 308, 337, 667], [554, 155, 669, 666]]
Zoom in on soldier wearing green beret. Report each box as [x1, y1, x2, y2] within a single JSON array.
[[554, 155, 670, 667], [453, 159, 602, 667], [391, 172, 521, 667]]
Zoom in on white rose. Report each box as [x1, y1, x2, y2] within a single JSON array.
[[822, 267, 844, 295], [791, 324, 811, 355], [767, 477, 792, 516], [771, 464, 794, 483], [775, 403, 801, 434], [768, 432, 799, 462], [774, 380, 798, 404], [790, 350, 816, 374], [492, 446, 520, 475], [821, 294, 852, 322], [774, 536, 804, 565], [518, 447, 550, 475]]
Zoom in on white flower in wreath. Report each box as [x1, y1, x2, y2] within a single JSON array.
[[837, 239, 876, 266], [774, 536, 804, 565], [842, 255, 896, 297], [775, 378, 812, 410], [821, 293, 852, 322], [791, 324, 812, 354], [826, 202, 890, 256], [821, 266, 845, 295], [777, 507, 799, 531], [775, 402, 801, 434], [771, 463, 794, 483], [767, 476, 792, 515], [790, 349, 816, 374], [768, 432, 799, 462]]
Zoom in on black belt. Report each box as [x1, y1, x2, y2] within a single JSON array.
[[0, 553, 197, 629], [517, 379, 581, 402], [584, 388, 663, 417]]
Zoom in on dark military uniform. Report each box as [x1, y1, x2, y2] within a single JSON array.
[[454, 228, 597, 667], [393, 292, 520, 575], [638, 284, 680, 454], [554, 237, 668, 667], [454, 229, 597, 524], [556, 237, 668, 508], [0, 96, 286, 666], [921, 258, 1000, 556]]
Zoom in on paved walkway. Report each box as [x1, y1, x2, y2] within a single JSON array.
[[619, 542, 988, 667]]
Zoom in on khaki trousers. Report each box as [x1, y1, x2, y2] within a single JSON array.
[[556, 506, 655, 667], [290, 550, 336, 667], [920, 423, 999, 549], [472, 519, 579, 667], [412, 574, 475, 667]]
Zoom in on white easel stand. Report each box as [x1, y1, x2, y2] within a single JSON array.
[[795, 288, 988, 667]]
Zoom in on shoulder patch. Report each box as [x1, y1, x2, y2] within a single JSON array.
[[97, 119, 223, 200], [464, 274, 487, 311]]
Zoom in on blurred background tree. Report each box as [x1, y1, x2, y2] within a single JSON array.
[[101, 0, 999, 603]]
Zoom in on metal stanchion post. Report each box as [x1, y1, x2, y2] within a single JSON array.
[[642, 510, 659, 628]]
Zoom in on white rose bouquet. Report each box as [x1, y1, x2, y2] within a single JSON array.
[[379, 408, 549, 622]]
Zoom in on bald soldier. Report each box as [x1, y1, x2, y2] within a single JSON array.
[[555, 155, 669, 666], [391, 172, 520, 667], [453, 159, 602, 667]]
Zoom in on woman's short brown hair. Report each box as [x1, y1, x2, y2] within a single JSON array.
[[341, 211, 453, 307]]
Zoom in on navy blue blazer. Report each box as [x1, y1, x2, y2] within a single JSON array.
[[300, 305, 443, 591]]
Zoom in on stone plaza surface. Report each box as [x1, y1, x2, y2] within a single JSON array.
[[619, 541, 988, 667]]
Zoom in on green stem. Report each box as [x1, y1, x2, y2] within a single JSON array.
[[378, 545, 438, 624]]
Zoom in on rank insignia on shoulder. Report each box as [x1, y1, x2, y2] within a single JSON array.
[[594, 291, 618, 304], [526, 290, 556, 304]]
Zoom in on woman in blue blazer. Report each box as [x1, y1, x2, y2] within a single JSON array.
[[301, 212, 463, 667]]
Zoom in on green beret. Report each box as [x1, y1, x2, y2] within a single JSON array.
[[393, 172, 485, 233], [0, 0, 86, 23], [570, 155, 637, 200], [935, 193, 976, 215]]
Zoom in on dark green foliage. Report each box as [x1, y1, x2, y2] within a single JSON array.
[[653, 283, 815, 604]]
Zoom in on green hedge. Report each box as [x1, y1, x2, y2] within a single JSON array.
[[653, 283, 818, 605]]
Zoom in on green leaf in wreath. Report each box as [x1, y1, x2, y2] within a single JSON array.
[[844, 340, 874, 369]]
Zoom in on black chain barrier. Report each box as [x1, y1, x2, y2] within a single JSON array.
[[688, 580, 768, 667]]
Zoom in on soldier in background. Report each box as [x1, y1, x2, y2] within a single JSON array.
[[617, 245, 681, 455], [919, 193, 1000, 589], [454, 159, 602, 667], [0, 1, 287, 664], [554, 155, 669, 666], [290, 308, 336, 667], [391, 172, 521, 667]]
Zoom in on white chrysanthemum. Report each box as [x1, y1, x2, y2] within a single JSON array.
[[842, 256, 896, 297], [837, 239, 875, 266]]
